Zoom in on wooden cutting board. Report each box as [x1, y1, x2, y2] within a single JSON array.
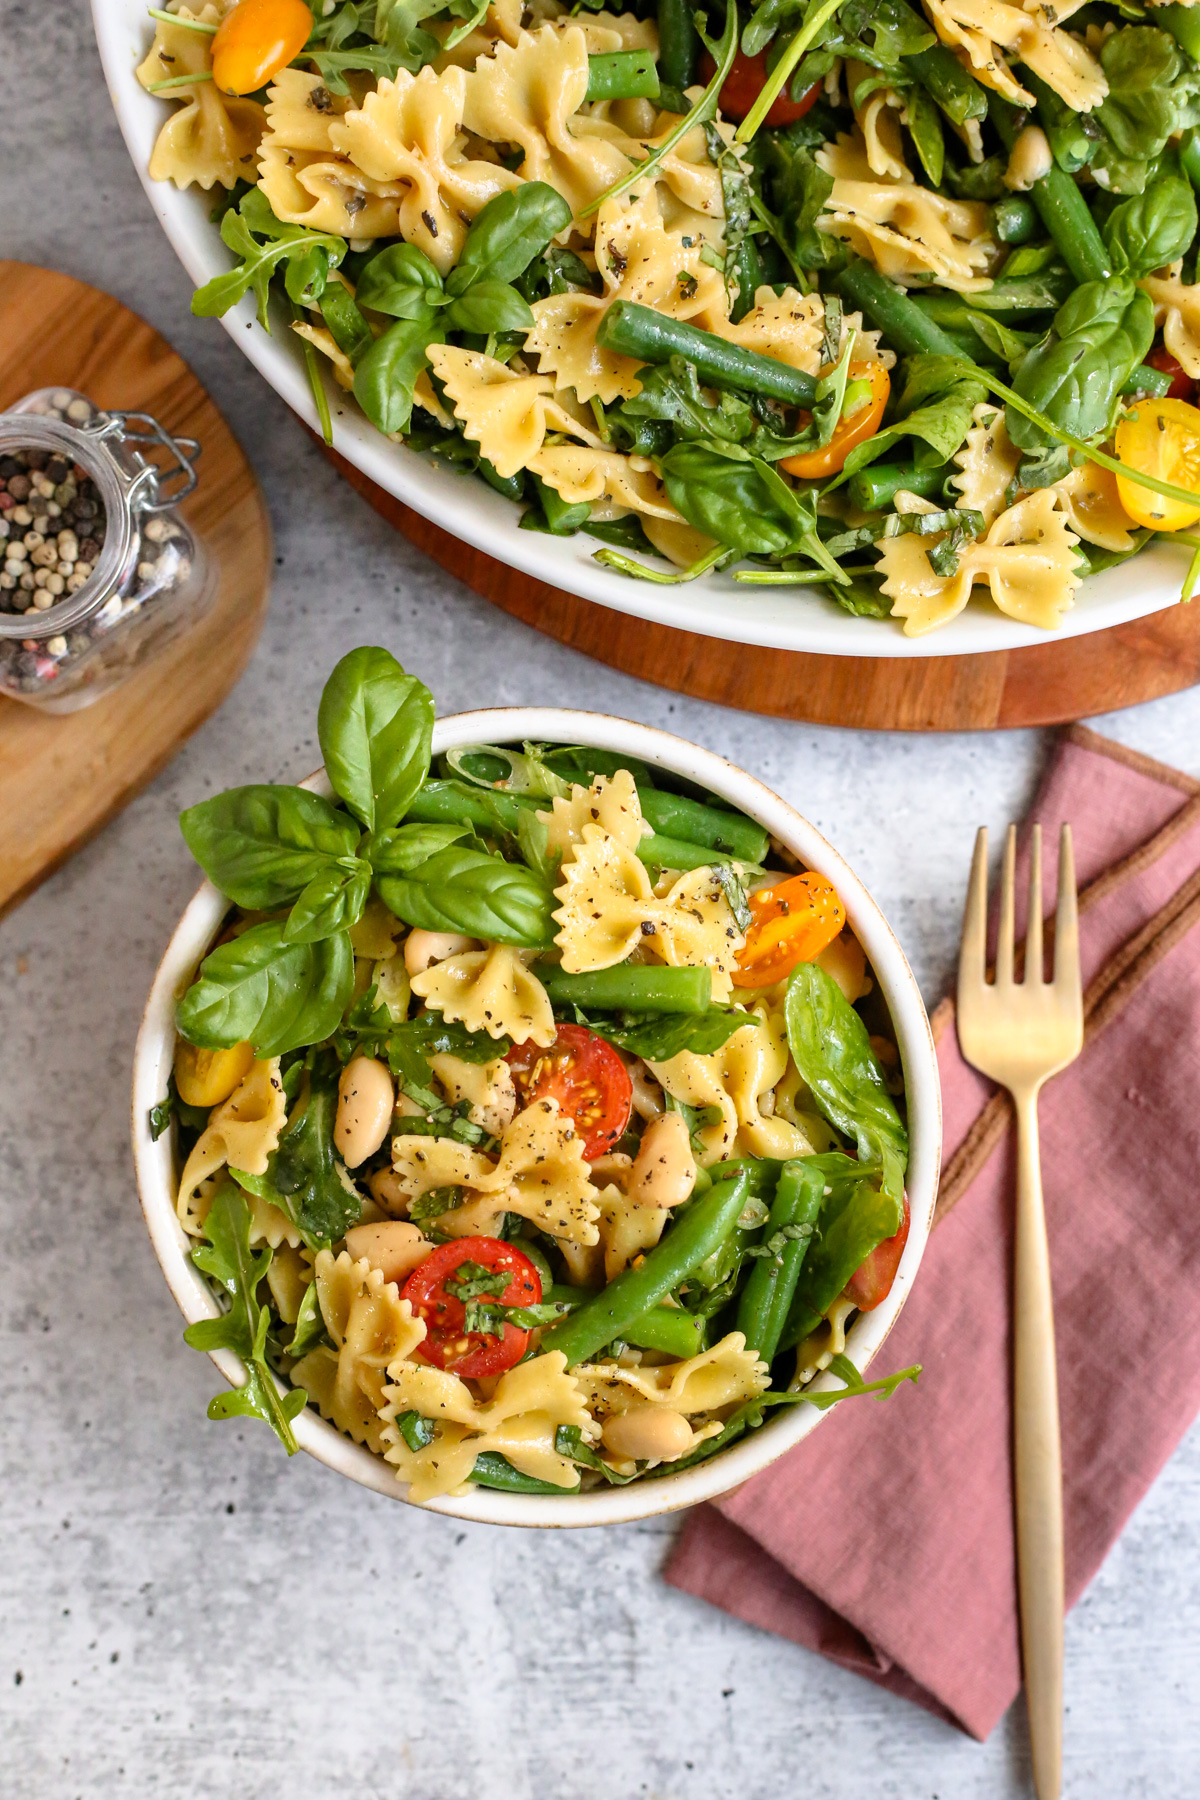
[[0, 262, 271, 919], [323, 446, 1200, 731]]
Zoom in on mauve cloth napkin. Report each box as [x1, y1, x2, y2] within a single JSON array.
[[665, 724, 1200, 1740]]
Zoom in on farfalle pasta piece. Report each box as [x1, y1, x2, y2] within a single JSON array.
[[137, 2, 265, 191], [878, 487, 1082, 634], [411, 942, 556, 1047], [380, 1350, 592, 1499], [573, 1332, 769, 1420], [430, 1054, 518, 1136], [922, 0, 1106, 110], [266, 1244, 314, 1325], [847, 60, 908, 179], [648, 1009, 814, 1165], [176, 1057, 288, 1235], [712, 290, 893, 376], [649, 866, 747, 1003], [425, 345, 604, 479], [817, 131, 995, 292], [538, 768, 647, 863], [462, 26, 630, 218], [526, 186, 727, 403], [1052, 462, 1138, 553], [291, 320, 355, 391], [391, 1097, 600, 1244], [528, 447, 684, 523], [291, 1251, 427, 1451], [257, 70, 408, 240], [951, 403, 1022, 526], [1141, 265, 1200, 380]]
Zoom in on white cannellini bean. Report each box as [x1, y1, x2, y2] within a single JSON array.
[[335, 1055, 395, 1167], [368, 1166, 408, 1212], [403, 928, 480, 976], [626, 1112, 696, 1209], [1004, 126, 1052, 192], [343, 1221, 432, 1285], [601, 1406, 694, 1462]]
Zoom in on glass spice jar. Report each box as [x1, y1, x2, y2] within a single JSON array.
[[0, 386, 218, 713]]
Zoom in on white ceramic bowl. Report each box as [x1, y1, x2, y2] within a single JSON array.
[[132, 708, 942, 1524], [94, 0, 1190, 661]]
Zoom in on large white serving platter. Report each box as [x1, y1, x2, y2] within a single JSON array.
[[94, 0, 1192, 658]]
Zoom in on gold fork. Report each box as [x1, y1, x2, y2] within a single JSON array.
[[957, 823, 1083, 1800]]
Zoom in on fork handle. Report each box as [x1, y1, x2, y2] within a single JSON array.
[[1013, 1086, 1064, 1800]]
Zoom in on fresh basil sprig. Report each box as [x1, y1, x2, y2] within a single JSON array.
[[180, 785, 361, 908], [184, 1183, 308, 1454]]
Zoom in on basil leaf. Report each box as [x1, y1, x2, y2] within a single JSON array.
[[269, 1056, 364, 1246], [317, 646, 435, 832], [446, 182, 574, 294], [177, 922, 354, 1056], [443, 278, 534, 336], [287, 1279, 326, 1357], [784, 962, 908, 1200], [1091, 26, 1198, 195], [284, 859, 372, 943], [1007, 278, 1154, 452], [355, 242, 445, 317], [623, 356, 754, 443], [783, 1158, 905, 1343], [660, 444, 798, 555], [1102, 175, 1198, 277], [842, 354, 986, 476], [184, 1182, 307, 1453], [353, 311, 443, 435], [377, 845, 556, 947], [179, 785, 361, 908], [366, 820, 472, 873]]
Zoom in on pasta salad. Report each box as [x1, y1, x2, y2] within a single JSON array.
[[139, 0, 1200, 633], [154, 648, 919, 1501]]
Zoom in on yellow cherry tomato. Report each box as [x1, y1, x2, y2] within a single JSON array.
[[732, 872, 846, 989], [174, 1038, 256, 1108], [1114, 396, 1200, 532], [779, 362, 891, 481], [211, 0, 312, 96]]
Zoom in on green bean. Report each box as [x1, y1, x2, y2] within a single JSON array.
[[991, 196, 1038, 245], [847, 460, 952, 513], [597, 301, 818, 406], [638, 789, 769, 862], [835, 260, 965, 359], [407, 777, 534, 833], [1156, 3, 1200, 65], [991, 97, 1110, 284], [545, 1286, 704, 1357], [735, 1161, 824, 1366], [540, 1170, 751, 1365], [638, 833, 732, 872], [468, 1452, 581, 1494], [913, 277, 1068, 318], [906, 43, 987, 126], [707, 1157, 786, 1199], [1022, 71, 1092, 174], [586, 50, 660, 102], [657, 0, 699, 91], [479, 459, 524, 503], [1121, 364, 1174, 399], [538, 964, 712, 1013]]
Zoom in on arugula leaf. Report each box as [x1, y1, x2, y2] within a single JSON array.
[[784, 962, 908, 1202], [268, 1057, 363, 1246], [377, 845, 557, 947], [180, 785, 361, 908], [177, 922, 354, 1057], [842, 354, 986, 477], [183, 1183, 307, 1454], [317, 646, 436, 833], [575, 1006, 752, 1060], [554, 1423, 639, 1483], [192, 190, 346, 327]]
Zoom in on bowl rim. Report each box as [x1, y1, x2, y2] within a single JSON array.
[[131, 706, 943, 1525], [93, 0, 1193, 662]]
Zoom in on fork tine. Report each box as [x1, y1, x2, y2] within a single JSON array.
[[1053, 823, 1081, 1004], [1025, 823, 1043, 986], [959, 827, 989, 994], [996, 823, 1017, 987]]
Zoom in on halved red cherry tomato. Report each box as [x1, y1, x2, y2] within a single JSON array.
[[211, 0, 312, 96], [402, 1236, 541, 1377], [780, 362, 891, 480], [1146, 347, 1197, 405], [732, 871, 846, 989], [699, 48, 822, 127], [506, 1023, 632, 1157], [844, 1194, 910, 1311]]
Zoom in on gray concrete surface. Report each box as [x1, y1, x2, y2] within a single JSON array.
[[2, 5, 1199, 1794]]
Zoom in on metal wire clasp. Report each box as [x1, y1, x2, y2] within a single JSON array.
[[84, 409, 202, 512]]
